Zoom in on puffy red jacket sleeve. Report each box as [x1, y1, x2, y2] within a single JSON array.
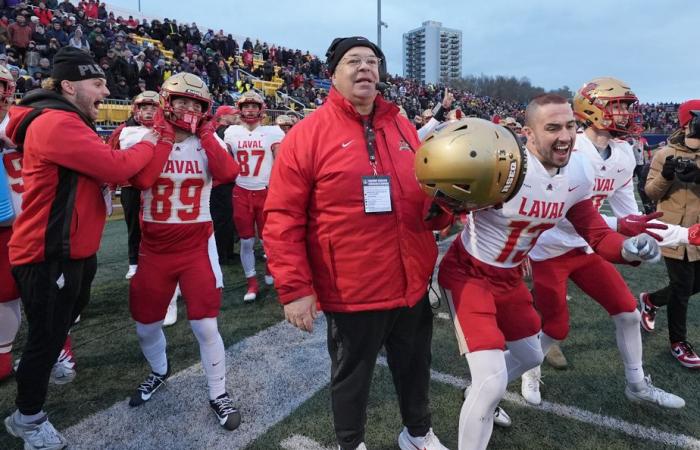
[[32, 112, 154, 184], [128, 140, 174, 189], [200, 132, 239, 184], [262, 129, 315, 304], [566, 198, 628, 264]]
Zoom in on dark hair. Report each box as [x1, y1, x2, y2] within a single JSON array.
[[524, 94, 569, 126]]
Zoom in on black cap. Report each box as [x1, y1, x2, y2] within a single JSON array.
[[325, 36, 383, 74], [51, 47, 105, 82]]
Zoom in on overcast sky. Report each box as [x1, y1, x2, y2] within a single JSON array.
[[106, 0, 697, 103]]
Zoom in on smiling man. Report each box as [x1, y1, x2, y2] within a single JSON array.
[[3, 47, 164, 450], [263, 36, 450, 450]]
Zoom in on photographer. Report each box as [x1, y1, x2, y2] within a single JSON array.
[[643, 99, 700, 369]]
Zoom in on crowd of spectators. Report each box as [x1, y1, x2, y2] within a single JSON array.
[[0, 0, 681, 133]]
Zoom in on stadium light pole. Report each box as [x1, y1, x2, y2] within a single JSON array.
[[377, 0, 388, 49]]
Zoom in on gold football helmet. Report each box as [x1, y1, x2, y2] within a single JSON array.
[[0, 65, 16, 107], [275, 114, 293, 132], [415, 118, 528, 211], [132, 90, 159, 126], [236, 91, 265, 124], [573, 77, 642, 136], [160, 73, 212, 133]]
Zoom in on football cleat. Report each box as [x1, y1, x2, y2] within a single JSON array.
[[521, 366, 542, 405], [243, 276, 258, 302], [624, 375, 685, 409], [129, 362, 171, 407], [0, 352, 12, 382], [209, 393, 241, 431], [398, 427, 448, 450], [639, 292, 658, 332], [671, 341, 700, 369], [264, 266, 274, 286], [125, 264, 138, 280], [545, 343, 568, 370], [4, 410, 68, 450]]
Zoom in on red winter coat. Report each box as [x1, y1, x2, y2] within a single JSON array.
[[263, 88, 450, 313], [6, 91, 156, 265]]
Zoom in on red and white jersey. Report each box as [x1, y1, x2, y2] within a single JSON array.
[[224, 124, 284, 190], [530, 133, 687, 261], [118, 125, 151, 150], [0, 115, 22, 215], [462, 150, 594, 268], [141, 135, 219, 224]]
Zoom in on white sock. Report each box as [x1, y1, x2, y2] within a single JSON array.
[[540, 332, 560, 357], [504, 333, 544, 383], [0, 299, 21, 352], [612, 311, 645, 384], [240, 238, 256, 278], [19, 411, 45, 424], [190, 318, 226, 400], [461, 350, 508, 450], [135, 321, 168, 375]]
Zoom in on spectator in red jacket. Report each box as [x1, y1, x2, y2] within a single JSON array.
[[2, 47, 168, 450], [263, 36, 450, 450], [8, 16, 33, 65], [33, 2, 53, 26]]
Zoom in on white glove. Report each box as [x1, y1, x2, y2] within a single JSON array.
[[621, 234, 661, 263]]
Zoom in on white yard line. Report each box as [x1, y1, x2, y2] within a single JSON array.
[[63, 318, 330, 450], [280, 434, 334, 450]]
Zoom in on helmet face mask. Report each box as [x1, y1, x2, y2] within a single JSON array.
[[159, 73, 212, 133], [415, 118, 528, 212], [573, 77, 643, 137], [132, 90, 160, 126], [0, 66, 16, 109]]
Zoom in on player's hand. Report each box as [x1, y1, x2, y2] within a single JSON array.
[[688, 224, 700, 246], [283, 294, 318, 333], [617, 212, 667, 241], [196, 118, 216, 141], [621, 234, 661, 264], [152, 108, 175, 144], [661, 156, 676, 181], [442, 88, 454, 110]]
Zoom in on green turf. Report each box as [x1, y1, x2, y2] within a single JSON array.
[[0, 219, 284, 450]]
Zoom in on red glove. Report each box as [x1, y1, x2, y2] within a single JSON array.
[[689, 224, 700, 245], [196, 118, 217, 141], [618, 211, 668, 241], [152, 108, 175, 144]]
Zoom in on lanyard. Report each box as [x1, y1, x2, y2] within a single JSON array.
[[362, 114, 378, 175]]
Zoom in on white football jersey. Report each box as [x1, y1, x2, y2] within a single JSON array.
[[224, 124, 284, 190], [462, 150, 594, 268], [530, 133, 688, 261], [141, 135, 220, 223], [118, 125, 151, 150], [0, 115, 22, 214]]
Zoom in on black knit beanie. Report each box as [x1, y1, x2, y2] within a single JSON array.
[[51, 47, 105, 82]]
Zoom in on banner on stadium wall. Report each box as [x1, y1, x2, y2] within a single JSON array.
[[642, 134, 669, 146]]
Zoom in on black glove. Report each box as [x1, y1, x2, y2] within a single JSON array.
[[677, 164, 700, 183], [661, 156, 676, 181]]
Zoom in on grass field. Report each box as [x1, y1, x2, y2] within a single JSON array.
[[1, 215, 699, 449]]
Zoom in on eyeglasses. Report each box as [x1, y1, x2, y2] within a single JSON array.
[[341, 56, 382, 68]]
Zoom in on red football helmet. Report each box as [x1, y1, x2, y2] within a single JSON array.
[[159, 73, 212, 133], [131, 90, 159, 126], [236, 91, 265, 125]]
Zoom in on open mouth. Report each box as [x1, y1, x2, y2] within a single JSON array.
[[355, 77, 373, 85], [552, 142, 570, 156]]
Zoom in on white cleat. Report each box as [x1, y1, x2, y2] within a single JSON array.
[[264, 275, 274, 286], [625, 375, 685, 409], [243, 291, 257, 302], [125, 265, 138, 280], [398, 427, 448, 450], [464, 386, 511, 427], [521, 366, 542, 405]]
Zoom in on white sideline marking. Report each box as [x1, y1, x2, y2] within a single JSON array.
[[281, 434, 334, 450], [411, 363, 700, 450], [63, 318, 330, 450]]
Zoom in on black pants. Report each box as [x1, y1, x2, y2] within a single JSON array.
[[326, 296, 433, 450], [649, 255, 700, 343], [12, 256, 97, 415], [210, 182, 237, 262], [120, 186, 142, 265], [634, 164, 656, 215]]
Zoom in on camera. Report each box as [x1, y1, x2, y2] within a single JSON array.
[[674, 157, 697, 174]]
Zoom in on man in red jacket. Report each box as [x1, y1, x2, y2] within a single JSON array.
[[264, 37, 449, 450], [3, 47, 165, 450]]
